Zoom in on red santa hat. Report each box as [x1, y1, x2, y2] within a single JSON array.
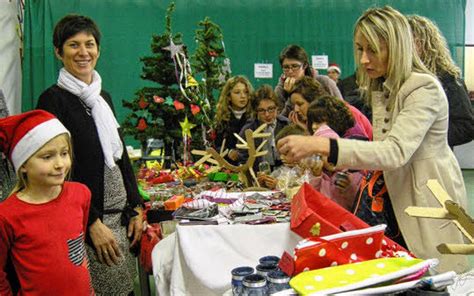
[[327, 63, 341, 74], [0, 110, 69, 173]]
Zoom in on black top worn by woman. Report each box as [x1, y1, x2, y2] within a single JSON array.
[[36, 85, 142, 237]]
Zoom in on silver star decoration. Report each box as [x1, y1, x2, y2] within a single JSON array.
[[218, 72, 227, 84], [163, 38, 184, 58], [221, 58, 232, 74]]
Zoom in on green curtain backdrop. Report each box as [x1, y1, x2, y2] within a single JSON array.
[[23, 0, 466, 145]]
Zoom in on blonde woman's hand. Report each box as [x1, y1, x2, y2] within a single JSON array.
[[128, 207, 144, 248], [89, 219, 122, 266], [278, 135, 330, 163]]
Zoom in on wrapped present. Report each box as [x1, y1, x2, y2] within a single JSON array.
[[164, 195, 185, 210], [289, 257, 438, 295], [290, 183, 407, 254], [292, 225, 398, 275]]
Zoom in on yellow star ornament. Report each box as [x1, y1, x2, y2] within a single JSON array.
[[180, 116, 196, 138]]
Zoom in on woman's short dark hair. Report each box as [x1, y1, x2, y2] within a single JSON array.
[[306, 95, 355, 136], [279, 44, 312, 76], [53, 14, 101, 55]]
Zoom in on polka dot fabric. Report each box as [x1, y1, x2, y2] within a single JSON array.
[[290, 257, 436, 295], [293, 225, 390, 274]]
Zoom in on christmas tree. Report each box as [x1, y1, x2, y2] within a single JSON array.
[[122, 2, 210, 162], [191, 17, 232, 108]]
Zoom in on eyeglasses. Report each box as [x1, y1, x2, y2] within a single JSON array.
[[256, 106, 277, 114], [282, 63, 303, 72]]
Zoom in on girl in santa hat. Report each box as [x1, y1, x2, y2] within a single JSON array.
[[0, 110, 93, 295]]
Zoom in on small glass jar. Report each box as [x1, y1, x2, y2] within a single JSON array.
[[258, 255, 280, 266], [255, 263, 278, 279], [242, 274, 267, 296], [231, 266, 254, 296], [267, 270, 291, 295]]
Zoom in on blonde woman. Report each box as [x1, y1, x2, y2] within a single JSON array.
[[215, 76, 254, 163], [408, 15, 474, 148], [278, 6, 469, 273]]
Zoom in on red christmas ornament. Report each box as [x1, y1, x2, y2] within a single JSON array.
[[153, 95, 164, 103], [174, 100, 185, 110], [207, 128, 217, 141], [138, 97, 149, 109], [208, 51, 218, 57], [137, 118, 147, 131], [190, 104, 200, 115]]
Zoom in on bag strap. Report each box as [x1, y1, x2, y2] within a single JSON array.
[[366, 171, 387, 198]]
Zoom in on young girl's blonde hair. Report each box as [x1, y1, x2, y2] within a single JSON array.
[[215, 76, 254, 125], [10, 133, 73, 195], [407, 15, 461, 79], [354, 6, 430, 105]]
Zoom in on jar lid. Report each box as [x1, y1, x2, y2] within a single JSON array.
[[259, 255, 280, 265], [242, 274, 267, 288], [256, 263, 278, 272], [268, 270, 290, 284], [232, 266, 254, 280]]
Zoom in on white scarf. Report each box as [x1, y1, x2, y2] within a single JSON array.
[[57, 68, 123, 168], [230, 108, 246, 120]]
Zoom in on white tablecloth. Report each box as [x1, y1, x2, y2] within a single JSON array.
[[152, 222, 300, 296]]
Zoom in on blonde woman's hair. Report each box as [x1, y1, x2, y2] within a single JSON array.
[[215, 76, 254, 125], [10, 133, 73, 195], [354, 6, 430, 105], [407, 15, 461, 79]]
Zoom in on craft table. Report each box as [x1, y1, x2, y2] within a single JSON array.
[[151, 222, 300, 295]]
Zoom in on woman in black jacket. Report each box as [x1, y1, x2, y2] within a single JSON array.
[[408, 15, 474, 148], [36, 14, 142, 295]]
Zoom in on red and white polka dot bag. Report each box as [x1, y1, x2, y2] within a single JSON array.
[[291, 225, 413, 275]]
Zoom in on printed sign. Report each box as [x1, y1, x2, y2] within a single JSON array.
[[254, 63, 273, 78], [311, 55, 329, 69]]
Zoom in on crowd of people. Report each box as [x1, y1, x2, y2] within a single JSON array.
[[0, 4, 473, 295]]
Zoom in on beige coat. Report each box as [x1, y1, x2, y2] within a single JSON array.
[[337, 72, 469, 273]]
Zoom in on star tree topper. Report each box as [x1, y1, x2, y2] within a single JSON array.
[[163, 38, 184, 57]]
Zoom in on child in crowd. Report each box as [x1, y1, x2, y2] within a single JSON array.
[[238, 85, 290, 171], [306, 97, 366, 210], [0, 110, 93, 295], [214, 76, 254, 164]]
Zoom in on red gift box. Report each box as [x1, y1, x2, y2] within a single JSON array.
[[291, 183, 369, 237], [281, 183, 411, 276]]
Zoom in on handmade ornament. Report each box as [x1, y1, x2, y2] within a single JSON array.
[[180, 116, 196, 164], [208, 51, 218, 57], [174, 100, 185, 110], [138, 97, 149, 109], [153, 95, 164, 103], [186, 74, 199, 88], [162, 38, 184, 58], [137, 118, 147, 131], [190, 104, 200, 115], [180, 116, 196, 138], [192, 123, 271, 188], [218, 72, 226, 84]]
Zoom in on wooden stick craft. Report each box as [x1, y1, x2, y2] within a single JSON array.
[[405, 179, 474, 255], [192, 123, 270, 188]]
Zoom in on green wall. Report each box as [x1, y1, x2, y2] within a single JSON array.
[[23, 0, 466, 145]]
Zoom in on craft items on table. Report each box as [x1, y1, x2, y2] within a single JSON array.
[[192, 123, 271, 188]]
